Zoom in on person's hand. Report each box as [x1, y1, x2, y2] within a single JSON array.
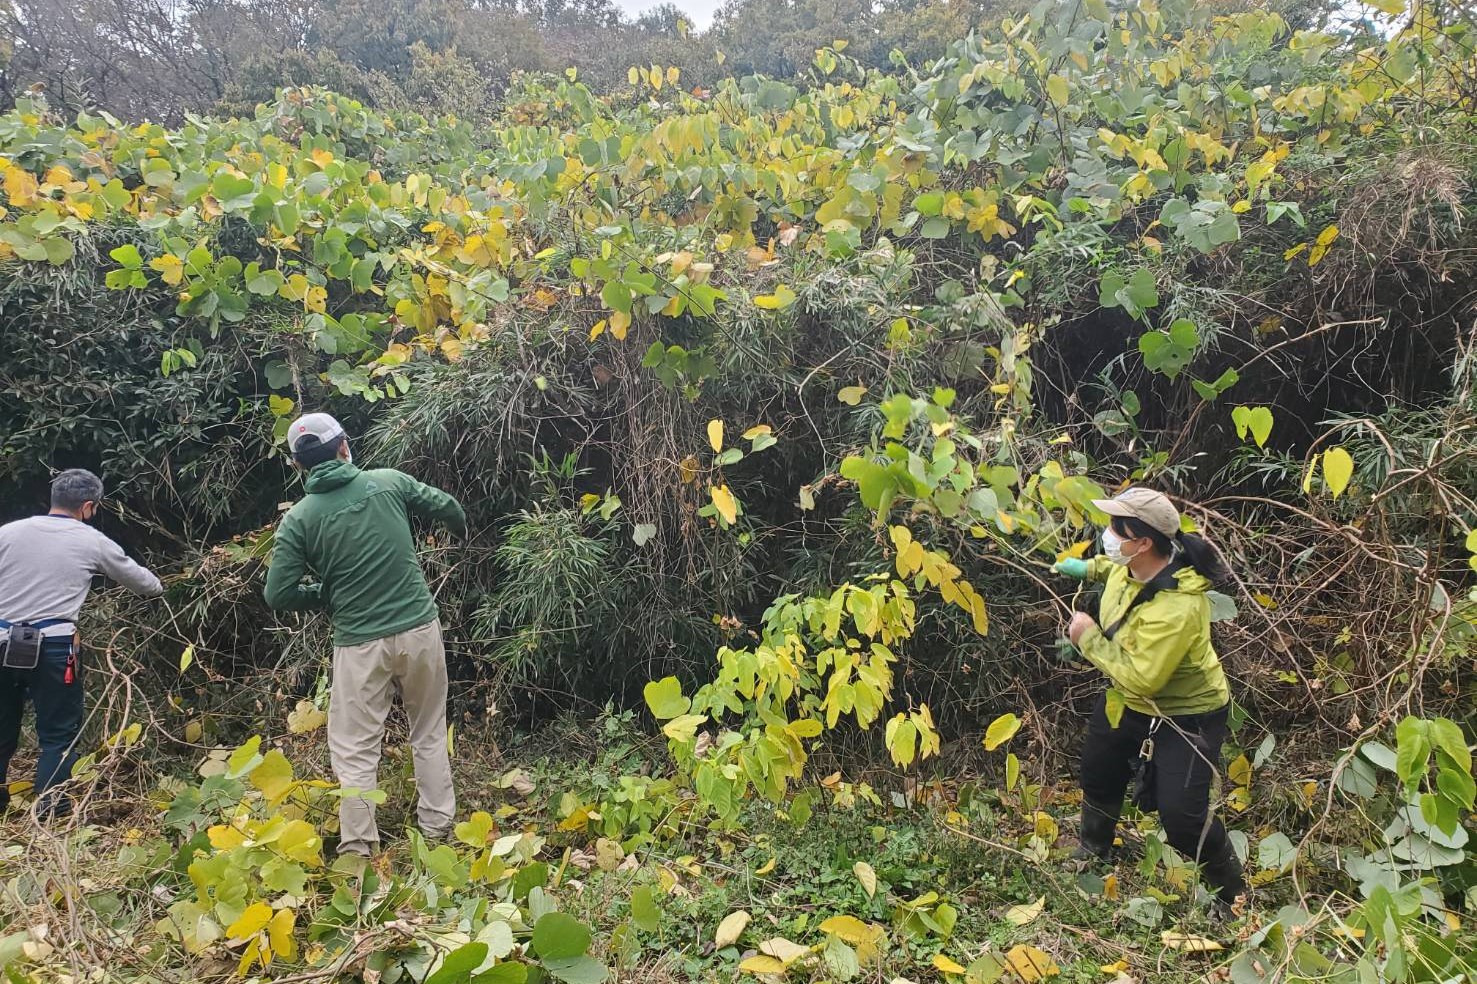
[[1068, 611, 1096, 645], [1052, 558, 1089, 580]]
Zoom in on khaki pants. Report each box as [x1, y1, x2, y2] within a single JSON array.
[[328, 619, 455, 855]]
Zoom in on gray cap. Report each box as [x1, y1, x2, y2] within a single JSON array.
[[286, 412, 346, 453]]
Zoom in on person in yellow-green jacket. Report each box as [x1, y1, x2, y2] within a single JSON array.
[[1052, 487, 1247, 915]]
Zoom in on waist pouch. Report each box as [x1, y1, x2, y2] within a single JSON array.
[[1, 625, 44, 671]]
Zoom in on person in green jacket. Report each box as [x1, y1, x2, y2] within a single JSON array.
[[265, 412, 466, 857], [1053, 487, 1247, 914]]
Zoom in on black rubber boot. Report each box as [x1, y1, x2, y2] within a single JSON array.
[[1201, 842, 1248, 916], [1072, 798, 1121, 863]]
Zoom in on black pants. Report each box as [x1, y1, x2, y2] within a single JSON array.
[[1079, 694, 1244, 900], [0, 637, 84, 813]]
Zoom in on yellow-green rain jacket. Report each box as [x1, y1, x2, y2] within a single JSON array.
[[1077, 557, 1230, 717]]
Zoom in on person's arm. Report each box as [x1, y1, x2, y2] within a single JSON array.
[[94, 532, 164, 597], [1076, 601, 1196, 699], [1083, 556, 1118, 584], [396, 472, 467, 534], [263, 515, 324, 611]]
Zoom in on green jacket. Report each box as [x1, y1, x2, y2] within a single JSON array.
[[264, 460, 466, 647], [1078, 556, 1230, 718]]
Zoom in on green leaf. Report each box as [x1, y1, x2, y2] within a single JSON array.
[[1231, 406, 1274, 448], [426, 943, 490, 984], [109, 244, 143, 269], [532, 913, 592, 962], [632, 523, 657, 547], [630, 886, 660, 932], [920, 217, 951, 239], [914, 192, 945, 216], [643, 676, 689, 720], [1257, 832, 1297, 871], [839, 456, 897, 513], [838, 385, 868, 406], [542, 955, 607, 984]]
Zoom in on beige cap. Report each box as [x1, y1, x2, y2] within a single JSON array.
[[1092, 487, 1180, 538]]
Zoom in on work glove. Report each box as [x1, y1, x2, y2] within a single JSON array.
[[1052, 558, 1089, 580]]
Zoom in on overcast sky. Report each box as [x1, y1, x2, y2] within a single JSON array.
[[614, 0, 724, 29]]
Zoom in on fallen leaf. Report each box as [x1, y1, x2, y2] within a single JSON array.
[[1160, 932, 1223, 953], [759, 937, 810, 965], [1004, 945, 1059, 981], [933, 954, 966, 974], [818, 915, 881, 945], [715, 910, 751, 948], [738, 954, 786, 975], [853, 861, 877, 899], [755, 856, 777, 876], [838, 385, 867, 406], [1004, 896, 1045, 926]]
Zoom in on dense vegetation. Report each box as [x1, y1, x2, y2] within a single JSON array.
[[2, 0, 1476, 981]]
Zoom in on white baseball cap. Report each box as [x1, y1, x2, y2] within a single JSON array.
[[286, 412, 346, 453]]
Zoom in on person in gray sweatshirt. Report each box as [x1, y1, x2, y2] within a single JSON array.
[[0, 469, 162, 815]]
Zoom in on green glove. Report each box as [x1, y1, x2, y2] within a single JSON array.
[[1052, 558, 1089, 580]]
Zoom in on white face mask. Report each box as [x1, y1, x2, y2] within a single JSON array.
[[1101, 527, 1142, 566]]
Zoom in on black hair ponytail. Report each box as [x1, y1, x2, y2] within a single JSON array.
[[1111, 517, 1234, 590], [1174, 531, 1234, 590]]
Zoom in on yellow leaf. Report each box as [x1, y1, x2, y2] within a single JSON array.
[[933, 954, 967, 975], [710, 485, 738, 525], [1045, 74, 1070, 105], [818, 915, 881, 945], [1160, 931, 1223, 953], [208, 824, 247, 850], [440, 337, 465, 361], [838, 385, 867, 406], [226, 902, 273, 943], [1316, 224, 1340, 246], [589, 319, 607, 341], [743, 424, 772, 440], [1004, 896, 1045, 926], [1302, 452, 1321, 494], [268, 908, 297, 963], [708, 419, 724, 452], [151, 253, 185, 286], [1284, 242, 1308, 261], [4, 165, 38, 206], [184, 719, 204, 743], [753, 285, 797, 310], [755, 855, 777, 876], [1004, 945, 1059, 981], [738, 955, 786, 975], [715, 909, 751, 947], [1228, 754, 1252, 788], [983, 712, 1021, 751], [287, 700, 327, 734], [1055, 541, 1090, 562], [1322, 446, 1354, 499], [1100, 960, 1129, 974], [662, 713, 706, 742], [609, 309, 632, 340], [759, 937, 810, 965], [853, 861, 877, 898], [666, 66, 680, 85], [679, 455, 700, 483], [1103, 873, 1119, 900], [628, 67, 640, 86]]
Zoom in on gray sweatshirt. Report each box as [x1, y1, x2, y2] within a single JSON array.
[[0, 516, 162, 633]]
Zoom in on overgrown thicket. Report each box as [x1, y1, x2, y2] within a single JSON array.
[[2, 1, 1477, 981]]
